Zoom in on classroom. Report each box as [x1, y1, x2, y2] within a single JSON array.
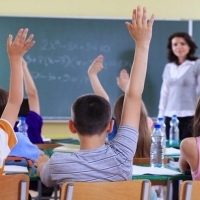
[[0, 0, 199, 138], [1, 0, 200, 200]]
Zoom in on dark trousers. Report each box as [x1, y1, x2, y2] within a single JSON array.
[[165, 116, 193, 140]]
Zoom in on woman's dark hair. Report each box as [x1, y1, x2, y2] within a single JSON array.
[[167, 32, 198, 65]]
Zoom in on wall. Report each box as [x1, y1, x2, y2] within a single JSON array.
[[1, 0, 200, 138]]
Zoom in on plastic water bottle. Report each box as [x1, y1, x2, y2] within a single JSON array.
[[169, 115, 179, 144], [17, 117, 28, 137], [157, 117, 166, 148], [150, 124, 164, 168]]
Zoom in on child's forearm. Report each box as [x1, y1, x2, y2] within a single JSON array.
[[89, 74, 109, 102]]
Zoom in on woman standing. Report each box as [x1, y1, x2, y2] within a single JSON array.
[[158, 32, 200, 141]]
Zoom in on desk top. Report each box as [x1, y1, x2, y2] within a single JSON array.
[[28, 165, 192, 182]]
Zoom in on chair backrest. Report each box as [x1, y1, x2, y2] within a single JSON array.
[[179, 181, 200, 200], [60, 180, 151, 200], [133, 157, 170, 165], [0, 174, 30, 200]]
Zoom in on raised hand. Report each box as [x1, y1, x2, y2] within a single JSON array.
[[88, 55, 104, 76], [7, 28, 35, 58], [117, 69, 130, 92], [125, 6, 155, 46]]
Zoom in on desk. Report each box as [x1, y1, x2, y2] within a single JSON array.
[[166, 140, 180, 148]]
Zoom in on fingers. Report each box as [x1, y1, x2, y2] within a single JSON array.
[[147, 14, 155, 28], [19, 28, 29, 43], [135, 6, 142, 26], [13, 28, 24, 44], [7, 34, 13, 48], [142, 7, 147, 26]]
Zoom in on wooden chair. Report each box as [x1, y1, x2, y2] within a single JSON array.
[[0, 174, 30, 200], [179, 181, 200, 200], [60, 180, 151, 200]]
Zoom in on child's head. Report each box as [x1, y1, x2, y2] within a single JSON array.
[[18, 98, 30, 117], [114, 94, 151, 157], [71, 94, 112, 136], [0, 88, 9, 116]]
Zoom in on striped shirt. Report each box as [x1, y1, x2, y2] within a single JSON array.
[[40, 125, 138, 187], [0, 119, 17, 175]]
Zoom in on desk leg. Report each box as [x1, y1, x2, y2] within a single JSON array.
[[38, 180, 42, 200], [166, 180, 172, 200]]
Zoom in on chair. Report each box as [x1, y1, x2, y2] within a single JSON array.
[[179, 180, 200, 200], [60, 180, 151, 200], [0, 174, 30, 200]]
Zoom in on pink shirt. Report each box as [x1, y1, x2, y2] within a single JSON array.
[[191, 137, 200, 180]]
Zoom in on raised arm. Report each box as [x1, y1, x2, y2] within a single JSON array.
[[116, 69, 130, 92], [2, 29, 35, 126], [88, 55, 109, 102], [121, 6, 154, 130], [22, 58, 40, 114]]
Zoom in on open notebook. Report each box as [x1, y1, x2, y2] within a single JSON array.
[[132, 165, 182, 176], [4, 165, 28, 174], [164, 147, 180, 156], [53, 144, 80, 153]]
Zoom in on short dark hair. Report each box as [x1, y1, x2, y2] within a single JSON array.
[[18, 98, 30, 117], [167, 32, 198, 64], [0, 88, 9, 116], [71, 94, 111, 136]]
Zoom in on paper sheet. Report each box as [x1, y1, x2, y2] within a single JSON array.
[[164, 147, 180, 155], [53, 144, 80, 153], [4, 165, 28, 174], [132, 165, 182, 175]]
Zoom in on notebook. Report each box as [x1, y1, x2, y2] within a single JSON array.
[[164, 147, 180, 156], [53, 144, 80, 153], [132, 165, 182, 176], [4, 165, 28, 174]]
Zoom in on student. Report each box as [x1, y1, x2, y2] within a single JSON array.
[[116, 69, 154, 129], [14, 58, 43, 144], [87, 56, 152, 156], [0, 28, 35, 175], [158, 32, 200, 140], [179, 97, 200, 180], [88, 54, 156, 200], [34, 6, 155, 187]]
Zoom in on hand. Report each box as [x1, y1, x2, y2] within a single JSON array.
[[125, 6, 155, 46], [7, 28, 35, 58], [117, 69, 130, 92], [88, 55, 104, 76], [34, 153, 50, 167]]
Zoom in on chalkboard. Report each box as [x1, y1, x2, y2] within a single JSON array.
[[0, 17, 189, 120], [192, 21, 200, 57]]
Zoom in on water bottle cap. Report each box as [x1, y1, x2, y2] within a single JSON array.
[[172, 114, 177, 118], [154, 124, 161, 128], [19, 117, 26, 121], [158, 117, 163, 121]]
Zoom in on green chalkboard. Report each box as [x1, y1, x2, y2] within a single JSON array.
[[0, 17, 188, 120], [192, 21, 200, 57]]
